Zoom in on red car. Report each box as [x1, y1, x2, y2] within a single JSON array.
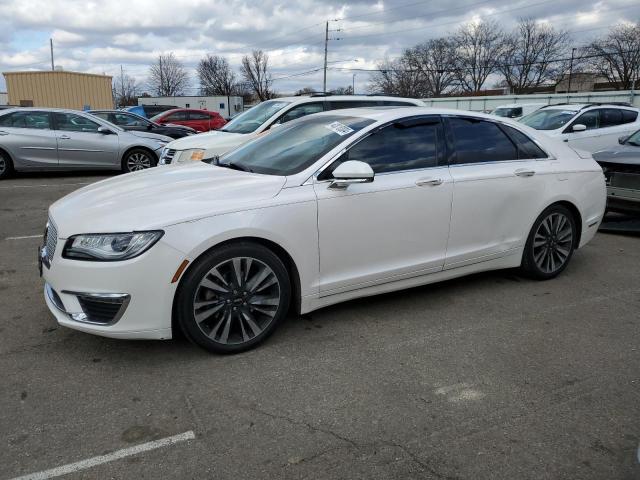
[[150, 108, 226, 132]]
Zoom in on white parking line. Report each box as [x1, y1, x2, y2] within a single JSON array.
[[9, 430, 196, 480], [5, 235, 42, 241], [0, 182, 90, 190]]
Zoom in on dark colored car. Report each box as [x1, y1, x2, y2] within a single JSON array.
[[89, 110, 196, 140], [593, 129, 640, 215], [150, 108, 226, 132]]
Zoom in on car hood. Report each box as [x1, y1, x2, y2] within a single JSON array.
[[593, 144, 640, 165], [166, 130, 250, 153], [128, 130, 173, 142], [49, 163, 286, 238]]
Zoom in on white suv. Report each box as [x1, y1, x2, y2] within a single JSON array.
[[520, 103, 640, 152], [159, 95, 425, 165]]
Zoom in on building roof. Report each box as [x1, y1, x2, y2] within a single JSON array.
[[2, 70, 111, 79]]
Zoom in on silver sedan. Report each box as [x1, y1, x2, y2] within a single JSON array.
[[0, 108, 172, 179]]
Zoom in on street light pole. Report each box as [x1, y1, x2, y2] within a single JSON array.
[[323, 21, 329, 93], [567, 47, 577, 95]]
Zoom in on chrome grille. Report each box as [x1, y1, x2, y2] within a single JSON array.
[[161, 148, 176, 164], [45, 220, 58, 265]]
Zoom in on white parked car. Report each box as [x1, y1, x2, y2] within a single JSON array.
[[520, 103, 640, 152], [40, 108, 606, 353], [492, 103, 545, 119], [158, 95, 425, 165]]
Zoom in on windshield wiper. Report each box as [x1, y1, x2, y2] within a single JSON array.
[[225, 162, 254, 173]]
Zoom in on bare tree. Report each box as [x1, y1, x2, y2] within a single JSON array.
[[240, 50, 275, 101], [198, 55, 236, 95], [148, 53, 189, 96], [454, 20, 507, 92], [499, 19, 570, 93], [586, 23, 640, 89], [368, 57, 426, 97], [295, 86, 318, 95], [113, 69, 138, 107], [405, 38, 457, 97], [329, 86, 353, 95]]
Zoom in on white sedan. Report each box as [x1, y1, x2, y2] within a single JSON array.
[[40, 108, 606, 353]]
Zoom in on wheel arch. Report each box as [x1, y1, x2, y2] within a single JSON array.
[[120, 145, 158, 168], [528, 199, 583, 250], [0, 145, 15, 167], [171, 235, 303, 336]]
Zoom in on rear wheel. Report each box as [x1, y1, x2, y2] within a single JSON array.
[[521, 204, 577, 279], [0, 150, 13, 179], [122, 148, 156, 173], [176, 242, 291, 354]]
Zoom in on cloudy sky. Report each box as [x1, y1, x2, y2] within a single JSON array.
[[0, 0, 638, 95]]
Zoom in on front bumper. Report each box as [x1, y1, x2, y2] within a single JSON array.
[[41, 237, 186, 340]]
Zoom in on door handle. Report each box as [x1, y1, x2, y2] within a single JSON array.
[[58, 135, 71, 140], [515, 169, 535, 177], [0, 130, 8, 136], [416, 178, 443, 187]]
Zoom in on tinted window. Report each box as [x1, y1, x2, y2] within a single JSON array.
[[600, 109, 623, 128], [449, 118, 516, 164], [573, 110, 599, 130], [54, 113, 100, 132], [378, 100, 416, 107], [278, 103, 324, 124], [112, 113, 147, 127], [221, 115, 374, 176], [328, 100, 377, 110], [622, 110, 638, 124], [494, 107, 523, 118], [502, 126, 547, 159], [344, 118, 441, 173], [0, 111, 50, 129], [189, 111, 211, 120]]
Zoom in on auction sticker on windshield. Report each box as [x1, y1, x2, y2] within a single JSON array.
[[325, 121, 354, 136]]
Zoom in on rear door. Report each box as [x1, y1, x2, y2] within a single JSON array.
[[0, 111, 58, 168], [53, 112, 119, 168], [188, 111, 212, 131], [444, 116, 552, 268], [162, 111, 191, 129]]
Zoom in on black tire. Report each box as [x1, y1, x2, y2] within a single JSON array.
[[521, 204, 577, 280], [121, 148, 157, 173], [0, 150, 14, 180], [176, 242, 291, 354]]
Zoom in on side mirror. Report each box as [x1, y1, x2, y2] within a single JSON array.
[[572, 124, 587, 132], [97, 126, 115, 134], [329, 160, 374, 189], [618, 135, 628, 145]]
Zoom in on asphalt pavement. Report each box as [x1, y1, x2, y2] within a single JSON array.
[[1, 172, 639, 480]]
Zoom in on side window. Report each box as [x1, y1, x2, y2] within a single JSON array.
[[328, 100, 377, 109], [54, 113, 100, 132], [379, 101, 415, 107], [0, 111, 51, 129], [343, 119, 441, 174], [278, 103, 324, 124], [621, 110, 638, 124], [90, 112, 110, 122], [189, 111, 211, 120], [448, 118, 517, 164], [165, 111, 188, 121], [572, 110, 599, 130], [600, 109, 623, 128], [113, 113, 147, 127], [502, 125, 547, 159]]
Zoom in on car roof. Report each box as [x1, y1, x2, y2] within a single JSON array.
[[495, 103, 545, 108], [158, 108, 213, 114], [274, 95, 424, 105], [0, 107, 95, 114], [540, 103, 640, 112]]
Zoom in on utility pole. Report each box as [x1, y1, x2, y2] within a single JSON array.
[[323, 21, 329, 93], [567, 47, 577, 95], [352, 73, 356, 94], [50, 38, 55, 71], [159, 55, 163, 97], [120, 65, 125, 107]]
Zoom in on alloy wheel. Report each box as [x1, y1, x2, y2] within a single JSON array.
[[127, 152, 151, 171], [0, 156, 6, 175], [532, 212, 573, 274], [192, 257, 281, 345]]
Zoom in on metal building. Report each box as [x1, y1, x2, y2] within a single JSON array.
[[2, 70, 113, 110], [138, 95, 244, 118]]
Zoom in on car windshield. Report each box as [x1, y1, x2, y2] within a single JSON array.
[[520, 109, 576, 130], [220, 100, 291, 134], [494, 107, 522, 118], [217, 115, 374, 175], [624, 129, 640, 146]]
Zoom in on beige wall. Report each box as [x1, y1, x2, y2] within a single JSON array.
[[3, 71, 113, 109]]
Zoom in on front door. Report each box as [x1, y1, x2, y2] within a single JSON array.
[[443, 116, 552, 268], [53, 112, 119, 168], [314, 116, 453, 295]]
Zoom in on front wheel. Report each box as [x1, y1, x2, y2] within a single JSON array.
[[122, 149, 156, 173], [521, 204, 577, 280], [175, 242, 291, 354]]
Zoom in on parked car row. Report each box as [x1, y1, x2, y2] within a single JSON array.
[[39, 104, 606, 353]]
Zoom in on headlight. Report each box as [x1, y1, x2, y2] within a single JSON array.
[[190, 149, 205, 161], [63, 231, 164, 261]]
